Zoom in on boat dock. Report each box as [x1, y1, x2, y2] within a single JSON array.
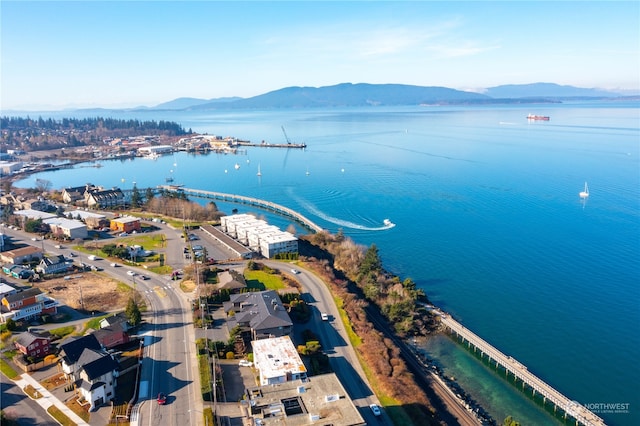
[[235, 141, 307, 149], [439, 313, 606, 426], [158, 186, 323, 233]]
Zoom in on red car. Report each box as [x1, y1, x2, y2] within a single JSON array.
[[157, 392, 167, 405]]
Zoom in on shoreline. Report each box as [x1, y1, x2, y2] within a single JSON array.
[[7, 150, 597, 426]]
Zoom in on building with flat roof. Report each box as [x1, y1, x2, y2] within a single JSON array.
[[252, 336, 307, 386], [244, 373, 366, 426], [220, 214, 298, 258], [44, 217, 88, 240]]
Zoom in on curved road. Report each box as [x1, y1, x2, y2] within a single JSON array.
[[264, 260, 392, 426]]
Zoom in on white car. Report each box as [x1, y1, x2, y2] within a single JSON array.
[[321, 312, 329, 321], [110, 263, 118, 267], [369, 404, 382, 416], [291, 268, 300, 274], [239, 360, 253, 367], [126, 270, 136, 276]]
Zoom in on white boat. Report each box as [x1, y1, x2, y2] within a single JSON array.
[[256, 164, 262, 176], [383, 219, 392, 226], [234, 163, 240, 170], [579, 182, 589, 198]]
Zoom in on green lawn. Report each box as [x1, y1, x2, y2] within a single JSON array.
[[244, 270, 286, 291], [0, 358, 19, 379]]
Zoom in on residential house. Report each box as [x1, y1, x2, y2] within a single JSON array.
[[252, 336, 308, 386], [58, 334, 119, 410], [36, 255, 71, 275], [223, 290, 293, 341], [19, 198, 51, 212], [92, 322, 130, 349], [58, 334, 103, 379], [75, 348, 118, 410], [14, 331, 52, 358], [62, 185, 95, 204], [99, 312, 130, 333], [0, 245, 44, 265], [110, 216, 141, 234], [86, 188, 125, 209], [2, 265, 33, 280], [0, 282, 17, 300], [0, 287, 58, 323], [215, 270, 246, 292]]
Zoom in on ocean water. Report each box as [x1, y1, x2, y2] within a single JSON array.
[[14, 102, 640, 425]]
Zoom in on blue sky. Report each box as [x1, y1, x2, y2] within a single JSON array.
[[2, 1, 638, 110]]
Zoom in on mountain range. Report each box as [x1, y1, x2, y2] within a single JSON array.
[[148, 82, 633, 111]]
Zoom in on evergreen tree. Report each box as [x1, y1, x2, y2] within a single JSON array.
[[145, 187, 155, 204], [125, 297, 142, 326], [131, 184, 141, 208]]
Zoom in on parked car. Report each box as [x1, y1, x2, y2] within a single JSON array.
[[119, 232, 128, 237], [157, 392, 167, 405], [239, 360, 253, 367], [369, 404, 382, 416]]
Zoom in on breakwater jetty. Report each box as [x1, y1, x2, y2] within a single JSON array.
[[158, 186, 323, 233], [439, 313, 606, 426]]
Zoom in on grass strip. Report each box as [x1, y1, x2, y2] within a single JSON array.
[[0, 358, 19, 379], [47, 405, 76, 426]]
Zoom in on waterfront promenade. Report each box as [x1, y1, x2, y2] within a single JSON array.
[[439, 313, 606, 426], [158, 185, 324, 233]]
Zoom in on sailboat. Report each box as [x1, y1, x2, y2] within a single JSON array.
[[579, 182, 589, 198], [256, 163, 262, 177]]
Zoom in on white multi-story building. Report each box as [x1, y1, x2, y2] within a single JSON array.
[[220, 214, 298, 258], [252, 336, 307, 386]]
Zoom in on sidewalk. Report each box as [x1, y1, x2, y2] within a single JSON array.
[[14, 372, 89, 426]]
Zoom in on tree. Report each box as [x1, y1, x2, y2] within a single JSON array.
[[125, 297, 142, 326], [145, 187, 155, 204], [5, 318, 17, 331], [35, 178, 52, 193], [131, 184, 141, 208], [358, 244, 382, 280]]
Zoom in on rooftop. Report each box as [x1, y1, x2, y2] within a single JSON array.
[[245, 373, 366, 426]]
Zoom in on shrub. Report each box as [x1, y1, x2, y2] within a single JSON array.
[[225, 351, 235, 360]]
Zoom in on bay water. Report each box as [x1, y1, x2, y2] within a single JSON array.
[[15, 102, 640, 425]]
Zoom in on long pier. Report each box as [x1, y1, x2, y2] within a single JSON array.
[[439, 314, 606, 426], [158, 186, 324, 233]]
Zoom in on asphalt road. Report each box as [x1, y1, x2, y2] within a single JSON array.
[[264, 260, 393, 426], [1, 224, 204, 426]]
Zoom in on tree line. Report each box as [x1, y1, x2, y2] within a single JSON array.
[[1, 116, 191, 135]]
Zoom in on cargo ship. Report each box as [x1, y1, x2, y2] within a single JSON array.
[[527, 114, 550, 121]]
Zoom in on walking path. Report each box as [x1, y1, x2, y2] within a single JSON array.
[[14, 372, 90, 425]]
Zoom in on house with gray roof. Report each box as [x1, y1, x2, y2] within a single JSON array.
[[223, 290, 293, 341], [14, 331, 52, 358], [75, 347, 119, 410], [36, 254, 71, 275]]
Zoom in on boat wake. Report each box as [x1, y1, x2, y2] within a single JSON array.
[[291, 192, 395, 231]]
